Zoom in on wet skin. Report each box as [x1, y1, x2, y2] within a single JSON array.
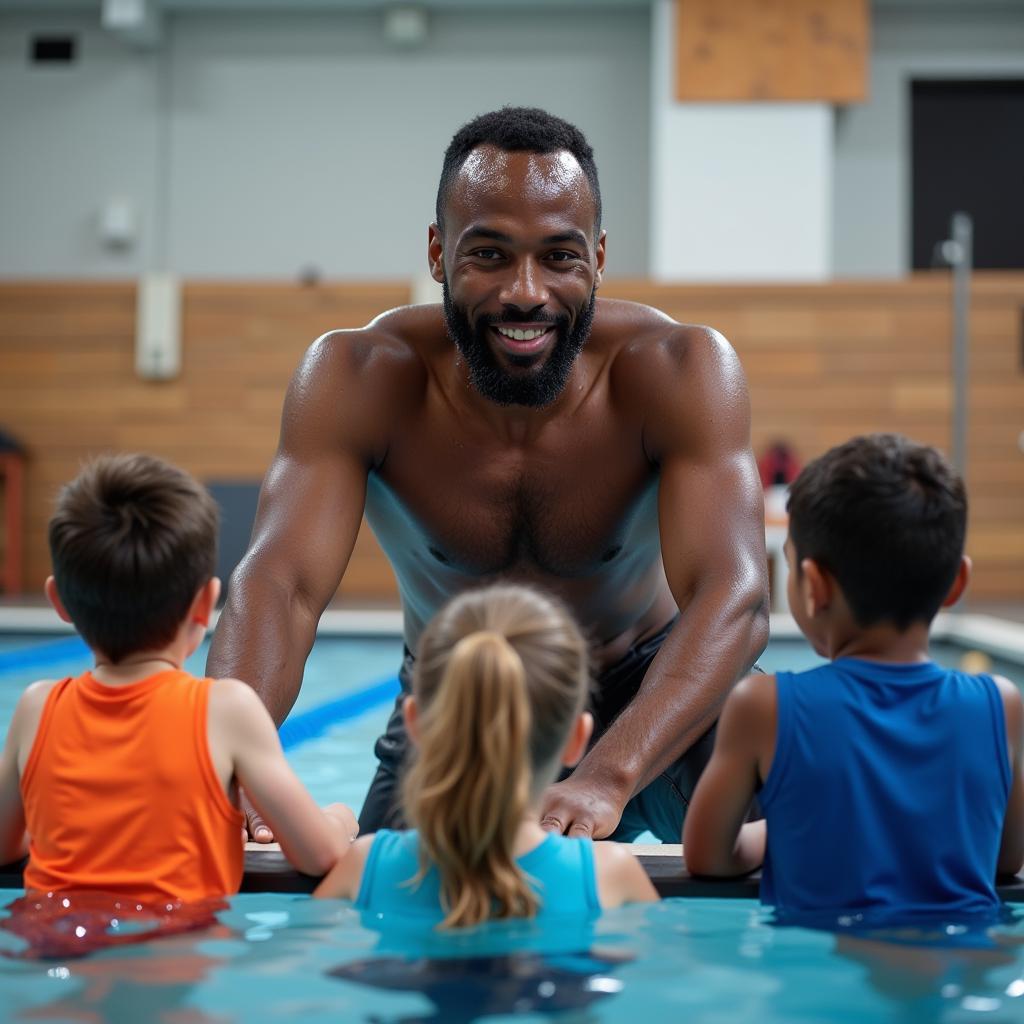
[[207, 147, 769, 839]]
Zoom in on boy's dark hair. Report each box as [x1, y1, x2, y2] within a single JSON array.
[[786, 433, 967, 630], [436, 106, 601, 232], [48, 453, 219, 664]]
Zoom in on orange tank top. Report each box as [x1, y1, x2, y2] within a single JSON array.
[[21, 669, 244, 901]]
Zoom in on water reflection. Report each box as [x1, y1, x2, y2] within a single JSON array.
[[771, 904, 1024, 1019], [329, 948, 632, 1024], [0, 893, 1022, 1023], [1, 890, 226, 960]]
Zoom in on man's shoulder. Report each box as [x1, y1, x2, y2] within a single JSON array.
[[595, 299, 746, 438], [295, 305, 443, 410], [315, 304, 446, 367], [595, 298, 736, 380]]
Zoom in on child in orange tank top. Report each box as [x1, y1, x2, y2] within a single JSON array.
[[0, 454, 357, 901]]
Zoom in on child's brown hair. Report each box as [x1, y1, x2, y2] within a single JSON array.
[[49, 453, 219, 663]]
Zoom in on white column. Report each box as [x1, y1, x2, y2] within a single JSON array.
[[649, 0, 833, 282]]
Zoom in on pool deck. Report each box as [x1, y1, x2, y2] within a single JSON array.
[[4, 845, 1024, 901], [2, 602, 1024, 658]]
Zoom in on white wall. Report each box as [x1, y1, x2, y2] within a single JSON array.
[[649, 0, 832, 282], [0, 6, 651, 279], [832, 5, 1024, 277], [0, 12, 162, 275], [7, 3, 1022, 282]]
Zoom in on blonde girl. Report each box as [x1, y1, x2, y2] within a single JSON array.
[[314, 583, 656, 926]]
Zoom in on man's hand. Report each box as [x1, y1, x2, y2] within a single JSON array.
[[242, 792, 274, 844], [539, 775, 627, 839]]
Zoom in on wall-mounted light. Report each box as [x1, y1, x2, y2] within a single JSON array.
[[98, 197, 137, 250], [383, 6, 429, 48], [135, 273, 181, 381]]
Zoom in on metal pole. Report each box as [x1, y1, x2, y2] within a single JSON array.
[[942, 212, 972, 477]]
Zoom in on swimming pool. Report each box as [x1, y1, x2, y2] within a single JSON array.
[[1, 891, 1023, 1021], [1, 616, 1023, 816], [3, 617, 1022, 813], [2, 618, 1024, 1021]]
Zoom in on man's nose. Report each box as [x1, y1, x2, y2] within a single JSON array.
[[498, 258, 549, 312]]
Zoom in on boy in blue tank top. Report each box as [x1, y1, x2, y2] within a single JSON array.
[[683, 433, 1024, 918]]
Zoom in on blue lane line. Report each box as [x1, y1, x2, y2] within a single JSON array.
[[0, 636, 397, 751], [279, 675, 400, 751], [0, 636, 90, 673]]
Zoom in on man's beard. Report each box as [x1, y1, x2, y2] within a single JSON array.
[[442, 281, 596, 408]]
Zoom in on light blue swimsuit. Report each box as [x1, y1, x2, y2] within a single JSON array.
[[355, 829, 602, 921]]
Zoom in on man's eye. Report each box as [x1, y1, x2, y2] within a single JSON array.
[[547, 251, 582, 263], [472, 248, 503, 260]]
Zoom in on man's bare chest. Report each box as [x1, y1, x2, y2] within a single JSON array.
[[365, 415, 658, 578]]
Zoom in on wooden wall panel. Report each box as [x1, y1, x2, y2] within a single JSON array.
[[0, 281, 407, 601], [674, 0, 869, 103], [602, 274, 1024, 605], [2, 275, 1022, 605]]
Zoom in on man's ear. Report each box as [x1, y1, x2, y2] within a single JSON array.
[[594, 230, 606, 288], [402, 695, 420, 747], [942, 555, 972, 608], [799, 558, 832, 618], [44, 576, 73, 624], [560, 711, 594, 768], [427, 224, 445, 284]]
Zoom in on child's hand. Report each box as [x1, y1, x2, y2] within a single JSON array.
[[323, 803, 359, 844]]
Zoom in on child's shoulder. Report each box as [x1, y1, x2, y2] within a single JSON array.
[[990, 674, 1019, 700], [723, 671, 778, 721], [990, 673, 1022, 726], [312, 832, 377, 901], [592, 841, 658, 907], [14, 678, 63, 721], [20, 677, 63, 704], [206, 676, 269, 717], [6, 678, 63, 755], [205, 677, 280, 750]]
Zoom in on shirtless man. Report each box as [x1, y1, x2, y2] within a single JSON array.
[[207, 107, 769, 843]]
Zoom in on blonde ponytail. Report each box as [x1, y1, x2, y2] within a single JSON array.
[[403, 630, 539, 928]]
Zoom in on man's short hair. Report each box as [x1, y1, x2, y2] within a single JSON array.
[[49, 453, 219, 663], [786, 433, 967, 630], [436, 106, 601, 232]]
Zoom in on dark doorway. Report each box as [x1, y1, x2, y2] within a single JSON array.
[[911, 79, 1024, 270]]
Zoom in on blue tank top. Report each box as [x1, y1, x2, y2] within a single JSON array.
[[759, 659, 1010, 918], [355, 829, 602, 922]]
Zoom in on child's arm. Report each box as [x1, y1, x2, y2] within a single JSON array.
[[312, 834, 376, 899], [210, 679, 357, 877], [995, 676, 1024, 876], [592, 842, 659, 907], [681, 673, 775, 877], [0, 680, 58, 864]]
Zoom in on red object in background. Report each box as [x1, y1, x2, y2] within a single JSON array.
[[758, 442, 800, 490], [0, 431, 25, 595], [0, 455, 23, 595]]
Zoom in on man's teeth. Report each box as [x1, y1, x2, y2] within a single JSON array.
[[496, 327, 547, 341]]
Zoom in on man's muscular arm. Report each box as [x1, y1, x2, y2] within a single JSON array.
[[542, 324, 769, 838], [206, 329, 397, 832]]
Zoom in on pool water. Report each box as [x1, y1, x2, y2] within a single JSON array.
[[1, 632, 1017, 812], [3, 632, 1024, 1022], [1, 894, 1023, 1022], [0, 634, 404, 813]]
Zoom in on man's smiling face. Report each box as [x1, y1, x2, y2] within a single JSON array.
[[432, 146, 605, 408]]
